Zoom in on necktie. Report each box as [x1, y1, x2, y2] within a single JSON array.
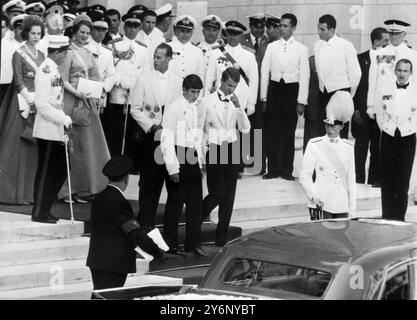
[[397, 82, 409, 89], [254, 38, 259, 53]]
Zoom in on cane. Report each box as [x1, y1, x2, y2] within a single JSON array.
[[121, 89, 130, 155], [64, 129, 75, 225]]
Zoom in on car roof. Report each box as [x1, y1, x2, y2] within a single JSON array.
[[228, 219, 417, 273]]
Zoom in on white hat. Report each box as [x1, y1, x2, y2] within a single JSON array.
[[2, 0, 25, 13], [201, 14, 222, 29], [24, 2, 46, 14], [10, 13, 27, 26], [48, 35, 70, 49], [155, 3, 174, 18], [384, 19, 410, 33], [324, 91, 354, 125], [173, 14, 196, 30]]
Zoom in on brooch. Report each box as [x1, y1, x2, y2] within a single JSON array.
[[27, 71, 35, 78], [42, 65, 51, 74]]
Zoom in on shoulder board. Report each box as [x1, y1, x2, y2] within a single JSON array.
[[310, 137, 322, 143], [108, 38, 123, 45], [342, 139, 354, 146], [135, 40, 148, 48], [242, 45, 255, 54]]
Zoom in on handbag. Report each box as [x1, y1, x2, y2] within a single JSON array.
[[20, 113, 36, 144], [71, 97, 91, 126]]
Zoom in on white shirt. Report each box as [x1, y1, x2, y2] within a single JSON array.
[[314, 35, 361, 96], [367, 42, 417, 110], [168, 38, 205, 81], [0, 37, 23, 84], [161, 95, 204, 175], [109, 37, 148, 104], [260, 36, 310, 104], [197, 40, 222, 78], [300, 135, 356, 214], [205, 43, 259, 107], [136, 28, 165, 70]]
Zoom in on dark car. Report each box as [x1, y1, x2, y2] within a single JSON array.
[[94, 219, 417, 300]]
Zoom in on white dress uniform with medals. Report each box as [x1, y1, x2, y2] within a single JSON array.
[[300, 91, 356, 219]]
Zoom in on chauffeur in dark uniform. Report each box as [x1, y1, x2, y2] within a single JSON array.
[[352, 27, 389, 186], [86, 155, 163, 291]]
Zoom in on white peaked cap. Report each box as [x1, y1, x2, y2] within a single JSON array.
[[324, 91, 354, 125]]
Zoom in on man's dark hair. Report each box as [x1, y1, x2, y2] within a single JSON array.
[[105, 9, 121, 21], [319, 14, 336, 30], [108, 174, 127, 183], [142, 10, 157, 19], [2, 14, 10, 27], [155, 42, 173, 58], [221, 67, 240, 83], [183, 74, 203, 90], [21, 16, 45, 41], [370, 27, 388, 44], [47, 46, 69, 55], [396, 58, 413, 72], [281, 13, 297, 27]]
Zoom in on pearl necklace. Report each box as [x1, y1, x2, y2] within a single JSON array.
[[25, 44, 38, 60]]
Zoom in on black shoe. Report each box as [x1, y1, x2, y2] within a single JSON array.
[[167, 246, 187, 257], [263, 173, 279, 180], [372, 181, 381, 188], [46, 213, 59, 222], [257, 169, 266, 176], [73, 195, 89, 204], [237, 173, 243, 180], [281, 174, 295, 181], [186, 247, 209, 257], [31, 216, 57, 224]]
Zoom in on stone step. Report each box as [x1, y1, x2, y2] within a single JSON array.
[[0, 258, 149, 292], [0, 237, 90, 267], [0, 275, 183, 300], [0, 216, 84, 244]]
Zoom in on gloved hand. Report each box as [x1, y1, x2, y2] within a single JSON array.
[[63, 115, 73, 129]]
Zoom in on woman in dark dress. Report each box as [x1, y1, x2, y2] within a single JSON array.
[[0, 16, 45, 204]]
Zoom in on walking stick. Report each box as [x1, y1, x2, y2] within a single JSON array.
[[121, 89, 130, 155], [64, 129, 75, 225]]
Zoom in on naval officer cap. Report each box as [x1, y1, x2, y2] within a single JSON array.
[[3, 0, 26, 14], [265, 13, 280, 28], [128, 4, 148, 16], [224, 20, 247, 34], [122, 11, 142, 25], [88, 4, 106, 15], [102, 155, 133, 180], [202, 14, 222, 29], [24, 0, 46, 15], [88, 10, 108, 29], [155, 3, 175, 19], [384, 19, 410, 33], [174, 14, 196, 30], [324, 91, 354, 126], [10, 13, 27, 27], [48, 35, 70, 48], [247, 12, 266, 27]]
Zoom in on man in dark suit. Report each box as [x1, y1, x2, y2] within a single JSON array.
[[303, 55, 323, 152], [352, 27, 389, 186], [240, 13, 268, 174], [103, 9, 122, 45], [86, 155, 163, 292]]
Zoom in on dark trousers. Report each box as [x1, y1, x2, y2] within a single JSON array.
[[352, 116, 381, 184], [0, 83, 10, 106], [303, 119, 326, 152], [137, 133, 166, 229], [202, 143, 239, 246], [319, 88, 351, 139], [32, 139, 67, 219], [90, 268, 127, 292], [101, 103, 138, 162], [265, 80, 299, 176], [380, 130, 416, 221], [163, 147, 202, 250]]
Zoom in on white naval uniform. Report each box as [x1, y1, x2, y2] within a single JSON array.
[[161, 95, 204, 175], [260, 36, 310, 105], [130, 69, 182, 133], [367, 42, 417, 115], [314, 35, 361, 96], [0, 37, 22, 84], [109, 37, 148, 105], [197, 40, 223, 80], [136, 28, 165, 70], [33, 57, 70, 142], [167, 38, 205, 81], [85, 38, 117, 94], [300, 135, 356, 215], [205, 43, 259, 108], [201, 90, 251, 146]]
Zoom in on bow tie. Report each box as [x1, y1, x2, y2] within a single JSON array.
[[397, 82, 409, 89], [329, 138, 339, 144], [218, 92, 230, 103]]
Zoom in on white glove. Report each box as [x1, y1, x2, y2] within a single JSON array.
[[367, 106, 376, 119], [246, 103, 255, 116], [20, 87, 35, 105], [63, 115, 72, 128]]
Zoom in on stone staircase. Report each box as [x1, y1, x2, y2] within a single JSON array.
[[0, 213, 181, 300]]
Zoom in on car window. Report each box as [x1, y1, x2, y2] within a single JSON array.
[[218, 258, 332, 298], [381, 265, 410, 300]]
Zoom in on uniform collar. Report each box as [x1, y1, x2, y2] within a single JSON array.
[[280, 36, 294, 45], [217, 88, 232, 102], [325, 135, 341, 144], [155, 69, 170, 79]]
